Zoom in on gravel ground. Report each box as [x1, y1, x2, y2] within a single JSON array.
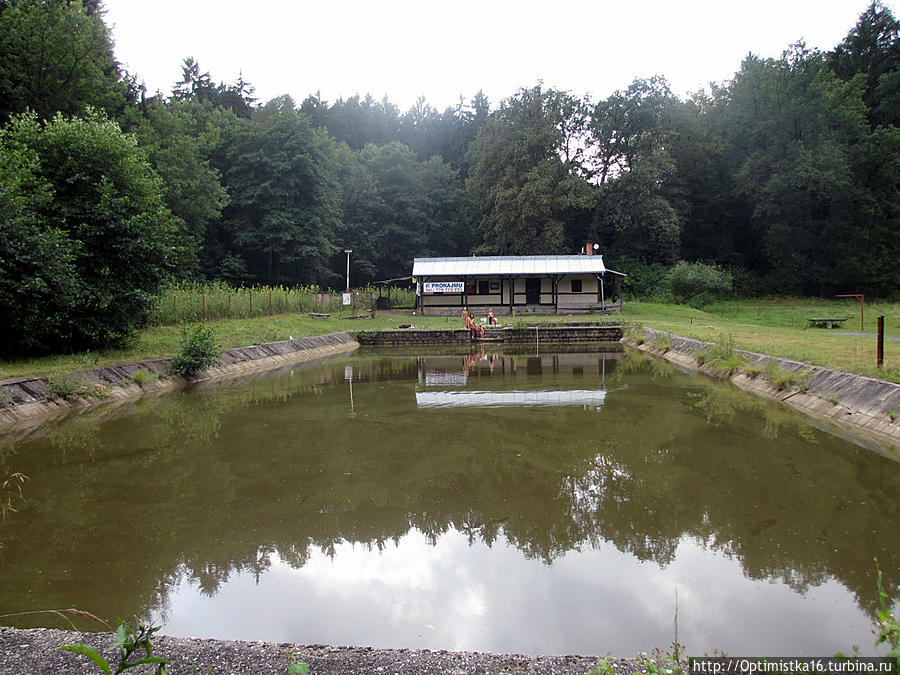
[[0, 627, 645, 674]]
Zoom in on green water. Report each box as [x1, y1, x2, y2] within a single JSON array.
[[0, 346, 898, 656]]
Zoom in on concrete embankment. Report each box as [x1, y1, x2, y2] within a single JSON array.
[[356, 325, 624, 346], [0, 332, 358, 426], [627, 328, 900, 452]]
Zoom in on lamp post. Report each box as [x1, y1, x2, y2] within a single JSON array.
[[344, 249, 352, 292]]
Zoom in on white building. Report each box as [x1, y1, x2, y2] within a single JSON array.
[[412, 252, 625, 316]]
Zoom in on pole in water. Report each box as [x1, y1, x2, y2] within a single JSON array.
[[877, 315, 884, 369]]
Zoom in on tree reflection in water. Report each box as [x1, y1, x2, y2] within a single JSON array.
[[0, 347, 896, 652]]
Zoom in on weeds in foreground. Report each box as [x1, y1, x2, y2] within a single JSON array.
[[59, 621, 167, 674], [874, 558, 900, 660], [288, 652, 311, 674]]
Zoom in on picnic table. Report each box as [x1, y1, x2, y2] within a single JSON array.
[[807, 317, 848, 329]]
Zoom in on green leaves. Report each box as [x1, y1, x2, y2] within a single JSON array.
[[57, 621, 168, 675], [0, 0, 129, 124], [0, 109, 178, 356], [58, 644, 111, 674], [170, 324, 221, 378]]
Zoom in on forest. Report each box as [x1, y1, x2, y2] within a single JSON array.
[[0, 0, 898, 355]]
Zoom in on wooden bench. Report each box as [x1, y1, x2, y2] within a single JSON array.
[[807, 318, 848, 329], [308, 312, 330, 318]]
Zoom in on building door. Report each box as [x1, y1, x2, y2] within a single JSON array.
[[525, 278, 541, 305]]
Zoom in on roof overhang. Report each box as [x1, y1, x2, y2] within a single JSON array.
[[412, 256, 626, 277]]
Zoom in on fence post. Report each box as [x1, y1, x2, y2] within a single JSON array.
[[268, 290, 273, 316], [173, 295, 178, 324], [228, 295, 232, 320], [249, 290, 253, 317], [877, 316, 885, 369]]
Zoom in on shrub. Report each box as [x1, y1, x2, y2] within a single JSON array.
[[611, 256, 672, 300], [669, 261, 733, 303], [170, 324, 220, 378], [0, 111, 178, 356]]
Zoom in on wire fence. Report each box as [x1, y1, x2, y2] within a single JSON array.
[[146, 282, 416, 327]]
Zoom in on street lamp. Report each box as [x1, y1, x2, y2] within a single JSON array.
[[344, 249, 352, 292]]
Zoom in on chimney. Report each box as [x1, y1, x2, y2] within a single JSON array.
[[585, 241, 594, 256]]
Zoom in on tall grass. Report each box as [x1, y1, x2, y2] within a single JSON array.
[[146, 282, 416, 327]]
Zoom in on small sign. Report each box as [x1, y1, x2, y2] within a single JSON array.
[[342, 292, 351, 305], [423, 281, 464, 294]]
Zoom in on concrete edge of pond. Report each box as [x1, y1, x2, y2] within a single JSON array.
[[625, 328, 900, 453], [0, 626, 653, 674], [0, 332, 359, 428], [355, 325, 624, 345]]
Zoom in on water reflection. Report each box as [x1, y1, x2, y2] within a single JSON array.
[[0, 347, 897, 656]]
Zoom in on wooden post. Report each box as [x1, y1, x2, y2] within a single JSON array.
[[202, 293, 207, 322], [877, 315, 884, 369], [249, 290, 253, 316], [228, 295, 232, 319], [268, 290, 273, 316], [173, 295, 178, 324]]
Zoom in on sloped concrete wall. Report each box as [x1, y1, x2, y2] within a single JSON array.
[[0, 332, 358, 425], [627, 328, 900, 451]]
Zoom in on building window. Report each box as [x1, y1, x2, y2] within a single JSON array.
[[571, 279, 582, 293], [478, 280, 490, 295]]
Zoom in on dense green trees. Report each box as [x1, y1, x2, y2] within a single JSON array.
[[0, 111, 178, 355], [0, 0, 130, 123], [0, 0, 897, 355], [467, 85, 596, 254]]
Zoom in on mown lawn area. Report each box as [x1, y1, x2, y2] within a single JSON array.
[[1, 299, 897, 383], [622, 298, 900, 383], [0, 310, 457, 379]]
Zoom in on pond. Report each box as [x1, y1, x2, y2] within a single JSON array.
[[0, 346, 898, 656]]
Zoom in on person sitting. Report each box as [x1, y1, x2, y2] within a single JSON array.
[[488, 309, 497, 326], [466, 314, 484, 339]]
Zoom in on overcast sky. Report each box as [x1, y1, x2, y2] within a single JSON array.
[[103, 0, 894, 112]]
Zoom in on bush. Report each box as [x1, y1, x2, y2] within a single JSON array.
[[170, 324, 220, 378], [612, 256, 672, 299], [669, 261, 733, 303], [0, 111, 179, 357]]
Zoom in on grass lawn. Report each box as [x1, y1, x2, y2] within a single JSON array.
[[1, 298, 897, 383], [0, 310, 461, 379], [623, 298, 900, 383]]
